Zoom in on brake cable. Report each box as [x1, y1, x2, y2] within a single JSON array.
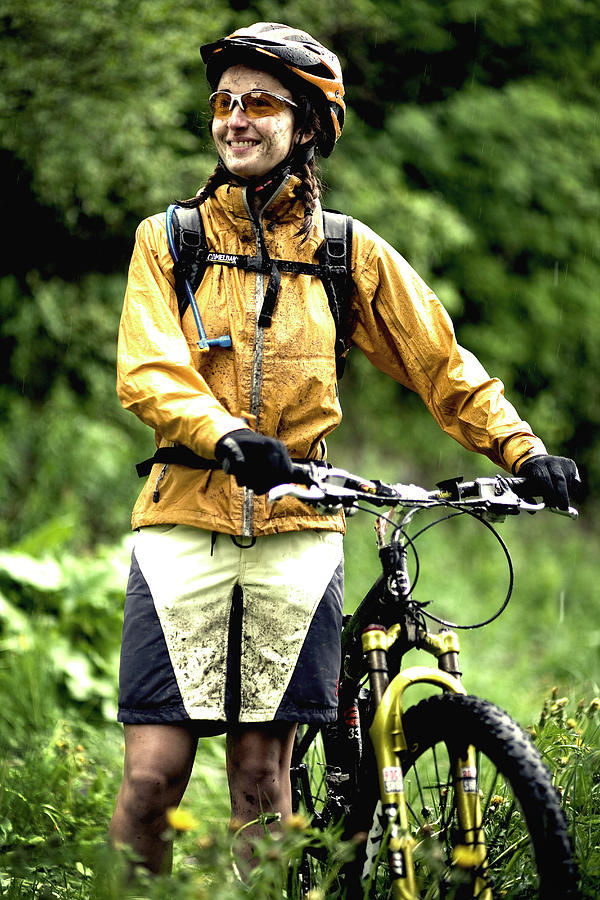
[[356, 502, 515, 631]]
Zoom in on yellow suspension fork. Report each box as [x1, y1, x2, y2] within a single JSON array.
[[362, 624, 490, 900]]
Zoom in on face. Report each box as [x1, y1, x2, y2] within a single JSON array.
[[211, 65, 305, 179]]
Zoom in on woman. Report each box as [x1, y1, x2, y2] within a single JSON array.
[[110, 22, 578, 873]]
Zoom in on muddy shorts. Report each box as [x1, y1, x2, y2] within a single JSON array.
[[117, 526, 344, 729]]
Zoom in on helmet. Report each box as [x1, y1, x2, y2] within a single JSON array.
[[200, 22, 345, 157]]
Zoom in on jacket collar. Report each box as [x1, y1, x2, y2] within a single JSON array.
[[210, 176, 324, 258]]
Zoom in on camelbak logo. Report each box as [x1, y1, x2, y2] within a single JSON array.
[[207, 252, 238, 265]]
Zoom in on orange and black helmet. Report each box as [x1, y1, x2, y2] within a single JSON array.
[[200, 22, 345, 157]]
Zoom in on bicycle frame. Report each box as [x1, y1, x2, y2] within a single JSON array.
[[348, 501, 490, 899]]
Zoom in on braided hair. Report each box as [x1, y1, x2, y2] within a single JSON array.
[[292, 155, 322, 243]]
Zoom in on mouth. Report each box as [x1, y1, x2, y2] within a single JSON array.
[[228, 139, 260, 149]]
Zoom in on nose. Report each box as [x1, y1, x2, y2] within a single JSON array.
[[227, 102, 250, 128]]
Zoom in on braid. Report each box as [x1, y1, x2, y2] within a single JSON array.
[[293, 156, 322, 244], [177, 163, 229, 209]]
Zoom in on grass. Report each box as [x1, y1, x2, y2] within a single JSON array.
[[1, 641, 599, 898], [0, 492, 598, 897]]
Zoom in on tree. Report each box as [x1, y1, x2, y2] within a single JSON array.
[[1, 0, 597, 546]]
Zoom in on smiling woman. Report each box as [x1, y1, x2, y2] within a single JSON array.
[[211, 66, 311, 181], [111, 19, 579, 886]]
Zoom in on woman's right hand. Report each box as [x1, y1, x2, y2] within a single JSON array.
[[215, 429, 295, 494]]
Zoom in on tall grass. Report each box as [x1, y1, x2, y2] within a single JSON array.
[[1, 646, 599, 897], [0, 498, 598, 897]]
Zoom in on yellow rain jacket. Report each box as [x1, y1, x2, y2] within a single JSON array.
[[117, 176, 546, 537]]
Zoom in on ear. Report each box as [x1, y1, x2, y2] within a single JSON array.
[[294, 126, 315, 146]]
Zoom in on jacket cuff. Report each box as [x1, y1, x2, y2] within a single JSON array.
[[503, 437, 548, 474], [196, 415, 250, 459]]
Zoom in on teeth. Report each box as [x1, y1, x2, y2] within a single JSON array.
[[230, 141, 257, 147]]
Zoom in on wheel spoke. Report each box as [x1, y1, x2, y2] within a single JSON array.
[[343, 694, 575, 898]]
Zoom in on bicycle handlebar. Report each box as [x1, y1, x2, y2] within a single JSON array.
[[268, 462, 579, 520]]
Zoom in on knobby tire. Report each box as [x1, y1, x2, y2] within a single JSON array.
[[294, 693, 578, 899]]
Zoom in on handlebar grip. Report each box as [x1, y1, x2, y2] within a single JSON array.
[[288, 461, 318, 486], [502, 476, 530, 497]]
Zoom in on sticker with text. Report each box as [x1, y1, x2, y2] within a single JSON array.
[[461, 766, 478, 793], [382, 765, 404, 794]]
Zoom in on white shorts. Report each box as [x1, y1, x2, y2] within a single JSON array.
[[118, 526, 344, 729]]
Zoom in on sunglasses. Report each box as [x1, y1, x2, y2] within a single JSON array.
[[209, 90, 298, 119]]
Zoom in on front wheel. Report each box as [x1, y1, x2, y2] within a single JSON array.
[[350, 693, 577, 899]]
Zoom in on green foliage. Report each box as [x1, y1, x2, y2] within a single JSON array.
[[1, 0, 598, 546], [533, 691, 600, 898], [1, 0, 225, 232], [0, 273, 148, 547], [0, 529, 131, 719]]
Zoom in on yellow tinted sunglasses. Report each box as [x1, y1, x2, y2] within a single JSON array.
[[209, 90, 298, 119]]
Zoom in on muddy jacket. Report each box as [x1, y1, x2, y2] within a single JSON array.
[[117, 175, 546, 537]]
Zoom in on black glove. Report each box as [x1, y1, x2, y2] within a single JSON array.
[[517, 454, 580, 510], [215, 429, 295, 495]]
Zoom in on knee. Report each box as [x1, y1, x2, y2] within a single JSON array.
[[228, 746, 285, 803], [234, 755, 280, 789], [121, 766, 171, 824], [227, 725, 296, 810]]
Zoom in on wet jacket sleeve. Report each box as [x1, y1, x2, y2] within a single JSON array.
[[350, 222, 547, 472], [116, 216, 246, 457]]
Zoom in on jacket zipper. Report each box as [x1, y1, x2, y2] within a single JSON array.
[[241, 176, 291, 537]]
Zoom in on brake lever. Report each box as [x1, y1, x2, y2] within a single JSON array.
[[548, 505, 579, 519], [267, 483, 326, 504]]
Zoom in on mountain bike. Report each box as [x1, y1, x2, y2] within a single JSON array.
[[268, 463, 579, 899]]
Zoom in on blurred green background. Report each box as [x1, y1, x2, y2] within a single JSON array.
[[1, 0, 598, 723], [1, 1, 600, 895]]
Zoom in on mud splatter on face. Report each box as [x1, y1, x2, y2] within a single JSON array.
[[211, 65, 299, 180]]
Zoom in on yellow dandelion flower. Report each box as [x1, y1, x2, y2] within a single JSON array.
[[566, 718, 578, 730], [166, 807, 199, 832], [284, 812, 311, 831]]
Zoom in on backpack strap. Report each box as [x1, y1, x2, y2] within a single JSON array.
[[168, 205, 210, 319], [320, 210, 354, 379], [166, 205, 232, 350], [166, 205, 354, 372]]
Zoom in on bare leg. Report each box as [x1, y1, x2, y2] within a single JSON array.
[[109, 723, 198, 873], [226, 721, 297, 866]]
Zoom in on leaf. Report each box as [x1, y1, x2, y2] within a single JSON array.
[[0, 552, 63, 591]]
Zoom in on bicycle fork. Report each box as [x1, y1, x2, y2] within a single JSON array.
[[362, 624, 490, 899]]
